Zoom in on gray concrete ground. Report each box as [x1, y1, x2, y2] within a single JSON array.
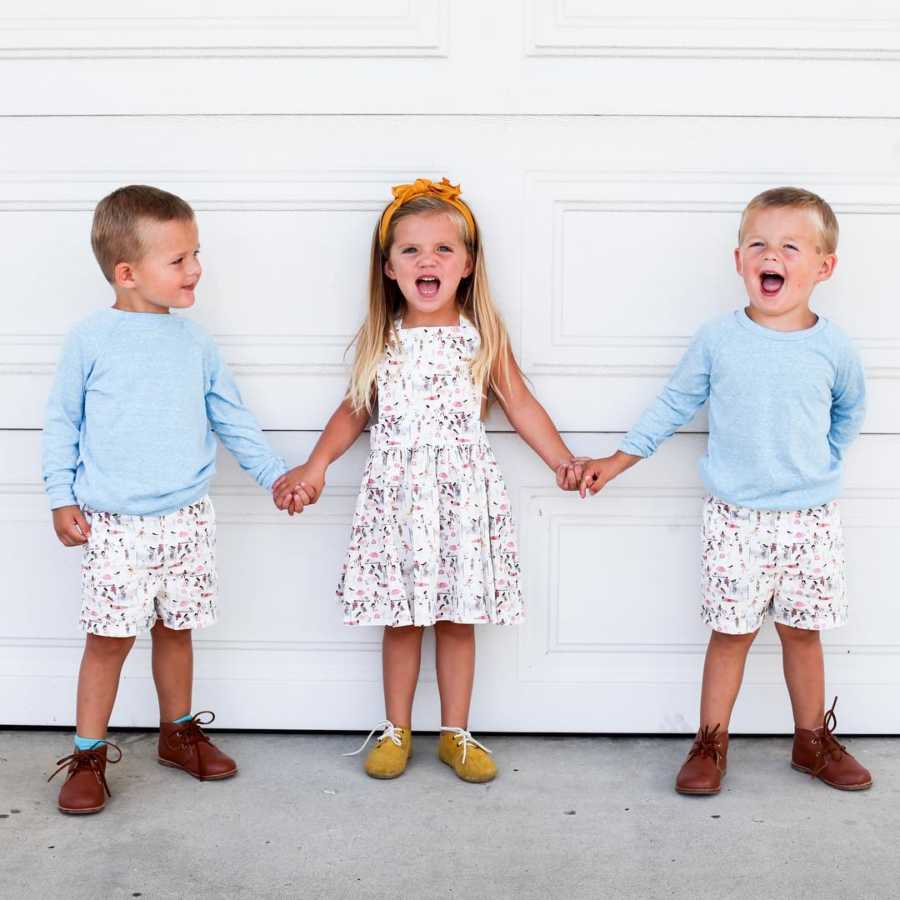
[[1, 731, 898, 900]]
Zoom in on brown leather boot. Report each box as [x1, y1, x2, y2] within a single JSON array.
[[158, 711, 238, 781], [49, 742, 122, 814], [791, 698, 872, 791], [675, 724, 728, 795]]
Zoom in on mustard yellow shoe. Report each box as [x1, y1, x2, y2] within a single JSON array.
[[344, 721, 412, 780], [438, 727, 497, 783]]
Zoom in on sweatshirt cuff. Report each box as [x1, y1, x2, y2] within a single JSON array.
[[258, 459, 288, 491], [620, 438, 651, 459], [47, 488, 78, 510]]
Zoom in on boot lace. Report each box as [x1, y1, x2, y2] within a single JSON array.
[[686, 724, 725, 773], [47, 741, 122, 798], [441, 727, 492, 765], [166, 711, 216, 752], [810, 697, 848, 777], [343, 720, 404, 757]]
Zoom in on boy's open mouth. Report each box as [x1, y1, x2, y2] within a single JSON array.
[[759, 271, 784, 297], [416, 275, 440, 298]]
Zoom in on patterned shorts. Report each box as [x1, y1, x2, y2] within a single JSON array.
[[701, 496, 847, 635], [80, 497, 217, 637]]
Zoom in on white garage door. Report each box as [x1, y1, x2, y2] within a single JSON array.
[[2, 1, 900, 733]]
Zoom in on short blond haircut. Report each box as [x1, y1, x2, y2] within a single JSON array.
[[91, 185, 194, 283], [739, 186, 838, 255]]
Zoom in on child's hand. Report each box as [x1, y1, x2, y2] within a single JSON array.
[[578, 457, 619, 498], [52, 505, 91, 546], [273, 463, 325, 516], [555, 457, 590, 491]]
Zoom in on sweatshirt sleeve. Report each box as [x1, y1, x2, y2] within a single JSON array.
[[203, 336, 287, 490], [828, 339, 866, 460], [621, 324, 715, 458], [42, 330, 89, 509]]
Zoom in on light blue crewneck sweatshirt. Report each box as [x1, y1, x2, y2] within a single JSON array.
[[42, 308, 287, 516], [621, 309, 866, 510]]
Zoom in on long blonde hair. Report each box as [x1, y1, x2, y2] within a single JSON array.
[[347, 195, 511, 414]]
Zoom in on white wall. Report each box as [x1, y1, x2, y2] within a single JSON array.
[[2, 1, 899, 732]]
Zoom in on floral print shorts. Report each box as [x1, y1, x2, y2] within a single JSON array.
[[701, 496, 847, 634], [80, 497, 217, 637]]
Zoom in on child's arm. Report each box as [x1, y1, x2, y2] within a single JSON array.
[[579, 325, 714, 497], [493, 349, 581, 486], [829, 343, 866, 460], [42, 331, 92, 546], [203, 337, 289, 492], [272, 398, 370, 515]]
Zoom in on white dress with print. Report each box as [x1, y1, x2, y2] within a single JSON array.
[[337, 319, 523, 627]]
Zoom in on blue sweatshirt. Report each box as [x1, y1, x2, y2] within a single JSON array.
[[42, 308, 287, 516], [621, 309, 866, 510]]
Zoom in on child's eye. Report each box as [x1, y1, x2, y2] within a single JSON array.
[[748, 241, 764, 248], [171, 257, 183, 265], [437, 245, 453, 252], [784, 244, 798, 251], [401, 246, 417, 254]]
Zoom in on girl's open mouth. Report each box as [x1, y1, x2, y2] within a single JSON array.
[[760, 271, 784, 297], [416, 276, 440, 298]]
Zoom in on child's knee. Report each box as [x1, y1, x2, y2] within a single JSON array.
[[435, 621, 475, 639], [84, 633, 135, 659], [151, 621, 193, 643], [775, 622, 821, 643], [709, 628, 757, 650]]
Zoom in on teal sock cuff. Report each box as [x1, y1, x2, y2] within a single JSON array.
[[173, 713, 193, 724], [74, 735, 104, 751]]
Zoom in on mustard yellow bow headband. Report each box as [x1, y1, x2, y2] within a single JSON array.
[[378, 177, 476, 249]]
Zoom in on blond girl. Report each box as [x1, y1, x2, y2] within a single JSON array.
[[274, 178, 580, 782]]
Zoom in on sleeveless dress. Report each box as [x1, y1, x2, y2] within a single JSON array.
[[337, 318, 523, 627]]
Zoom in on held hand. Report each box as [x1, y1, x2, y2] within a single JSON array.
[[578, 457, 619, 498], [52, 505, 91, 546], [273, 463, 326, 516], [556, 456, 590, 491]]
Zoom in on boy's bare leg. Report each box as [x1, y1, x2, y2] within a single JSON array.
[[150, 621, 193, 722], [434, 622, 475, 729], [698, 629, 759, 730], [382, 625, 425, 727], [75, 634, 136, 738], [774, 622, 824, 730]]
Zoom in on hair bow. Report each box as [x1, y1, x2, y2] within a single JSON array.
[[378, 177, 476, 248]]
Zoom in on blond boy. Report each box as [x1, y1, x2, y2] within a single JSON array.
[[578, 188, 871, 794]]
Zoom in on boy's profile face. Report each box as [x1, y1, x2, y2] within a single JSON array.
[[735, 206, 836, 326], [113, 217, 201, 314]]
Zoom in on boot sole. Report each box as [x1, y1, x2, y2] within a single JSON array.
[[364, 768, 408, 779], [365, 749, 412, 779], [157, 757, 238, 781], [790, 762, 873, 791], [675, 785, 721, 795], [58, 803, 105, 814], [439, 755, 497, 783]]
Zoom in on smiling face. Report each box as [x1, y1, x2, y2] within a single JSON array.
[[383, 211, 473, 327], [113, 217, 202, 314], [735, 206, 836, 330]]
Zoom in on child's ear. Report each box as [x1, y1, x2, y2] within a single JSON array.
[[383, 259, 397, 281], [733, 247, 743, 275], [462, 253, 474, 279], [817, 253, 837, 283], [114, 261, 136, 288]]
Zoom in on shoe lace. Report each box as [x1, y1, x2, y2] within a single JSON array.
[[686, 724, 725, 773], [811, 697, 848, 776], [47, 741, 122, 798], [441, 727, 492, 766], [343, 720, 403, 757], [166, 711, 215, 752]]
